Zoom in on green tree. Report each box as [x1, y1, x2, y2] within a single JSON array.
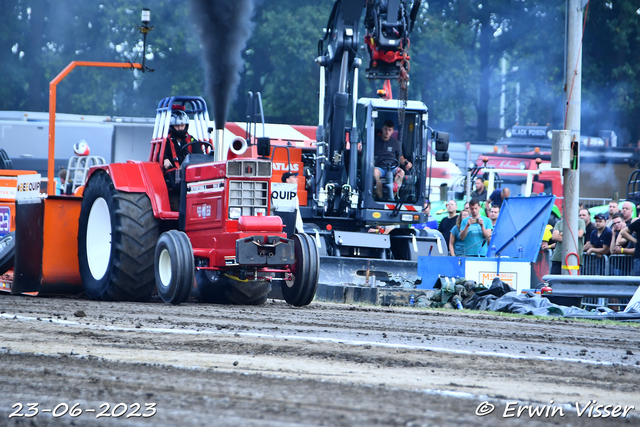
[[230, 0, 334, 124], [582, 0, 640, 143]]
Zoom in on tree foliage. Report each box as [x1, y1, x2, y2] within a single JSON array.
[[1, 0, 640, 143]]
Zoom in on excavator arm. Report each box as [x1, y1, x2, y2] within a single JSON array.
[[314, 0, 421, 218]]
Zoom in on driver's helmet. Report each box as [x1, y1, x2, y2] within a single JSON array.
[[169, 110, 189, 138], [170, 109, 189, 126], [73, 140, 90, 156]]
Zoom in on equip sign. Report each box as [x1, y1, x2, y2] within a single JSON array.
[[270, 183, 298, 212], [16, 174, 41, 200]]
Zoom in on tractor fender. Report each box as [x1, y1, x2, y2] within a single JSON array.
[[85, 162, 173, 219]]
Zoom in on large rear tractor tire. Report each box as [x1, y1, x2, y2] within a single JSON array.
[[282, 233, 319, 307], [154, 230, 194, 305], [78, 171, 160, 301], [224, 274, 271, 305]]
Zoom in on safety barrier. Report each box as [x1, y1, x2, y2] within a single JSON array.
[[581, 255, 634, 310], [572, 254, 635, 276], [580, 254, 609, 276], [609, 254, 635, 276], [547, 253, 635, 311], [582, 296, 631, 311]]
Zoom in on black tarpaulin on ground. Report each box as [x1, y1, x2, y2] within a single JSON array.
[[464, 277, 640, 321]]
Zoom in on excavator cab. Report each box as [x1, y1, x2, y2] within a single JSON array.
[[353, 98, 428, 219]]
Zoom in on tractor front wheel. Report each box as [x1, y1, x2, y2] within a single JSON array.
[[282, 233, 319, 307], [154, 230, 194, 305], [78, 171, 160, 301]]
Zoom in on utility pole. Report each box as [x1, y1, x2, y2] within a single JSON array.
[[561, 0, 583, 275], [500, 56, 506, 130]]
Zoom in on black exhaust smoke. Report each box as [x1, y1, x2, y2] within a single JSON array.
[[189, 0, 255, 130]]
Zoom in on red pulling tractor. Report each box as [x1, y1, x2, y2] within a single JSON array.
[[4, 94, 319, 307]]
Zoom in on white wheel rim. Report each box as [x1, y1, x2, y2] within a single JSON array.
[[86, 197, 111, 280], [158, 248, 172, 288]]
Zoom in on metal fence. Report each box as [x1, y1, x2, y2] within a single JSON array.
[[578, 254, 635, 276], [581, 253, 609, 276], [610, 254, 635, 276], [567, 254, 633, 310], [579, 198, 613, 209]]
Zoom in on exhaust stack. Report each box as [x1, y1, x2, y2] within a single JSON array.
[[214, 128, 225, 162]]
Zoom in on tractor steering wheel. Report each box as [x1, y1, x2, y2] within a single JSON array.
[[180, 141, 214, 157], [378, 158, 399, 170]]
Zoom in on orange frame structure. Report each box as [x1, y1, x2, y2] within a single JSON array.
[[47, 61, 143, 195]]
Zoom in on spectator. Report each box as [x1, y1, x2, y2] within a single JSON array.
[[470, 177, 487, 201], [619, 219, 640, 275], [580, 208, 596, 250], [57, 167, 69, 195], [282, 172, 304, 234], [541, 222, 555, 251], [612, 212, 635, 255], [621, 201, 635, 226], [459, 198, 493, 256], [489, 206, 500, 228], [487, 187, 510, 210], [605, 201, 620, 228], [437, 200, 458, 246], [448, 210, 470, 257], [463, 202, 470, 212], [550, 216, 586, 275], [413, 199, 437, 230], [586, 213, 611, 257]]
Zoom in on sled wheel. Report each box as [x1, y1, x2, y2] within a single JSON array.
[[282, 233, 319, 307], [0, 231, 15, 275], [155, 230, 194, 305], [78, 171, 160, 301], [224, 274, 271, 305]]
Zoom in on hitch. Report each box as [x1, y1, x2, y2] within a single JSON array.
[[236, 236, 295, 266]]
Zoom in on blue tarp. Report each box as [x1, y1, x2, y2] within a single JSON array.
[[486, 195, 555, 263]]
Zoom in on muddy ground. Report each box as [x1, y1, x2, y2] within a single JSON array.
[[1, 294, 639, 426]]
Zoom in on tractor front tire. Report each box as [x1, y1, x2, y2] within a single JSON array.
[[154, 230, 194, 305], [282, 233, 319, 307], [78, 171, 160, 301]]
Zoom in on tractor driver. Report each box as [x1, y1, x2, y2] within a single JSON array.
[[374, 120, 412, 199], [163, 109, 205, 172]]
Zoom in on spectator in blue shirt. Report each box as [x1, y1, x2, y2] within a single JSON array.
[[459, 198, 493, 256]]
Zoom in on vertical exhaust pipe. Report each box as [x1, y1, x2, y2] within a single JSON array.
[[214, 128, 225, 161]]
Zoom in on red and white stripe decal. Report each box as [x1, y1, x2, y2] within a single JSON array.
[[384, 204, 419, 211], [224, 122, 317, 142]]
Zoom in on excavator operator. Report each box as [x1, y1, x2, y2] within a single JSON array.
[[373, 120, 412, 199]]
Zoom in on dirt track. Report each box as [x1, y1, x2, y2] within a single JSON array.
[[1, 295, 639, 426]]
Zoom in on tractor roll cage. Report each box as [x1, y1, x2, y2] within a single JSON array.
[[149, 96, 213, 164]]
